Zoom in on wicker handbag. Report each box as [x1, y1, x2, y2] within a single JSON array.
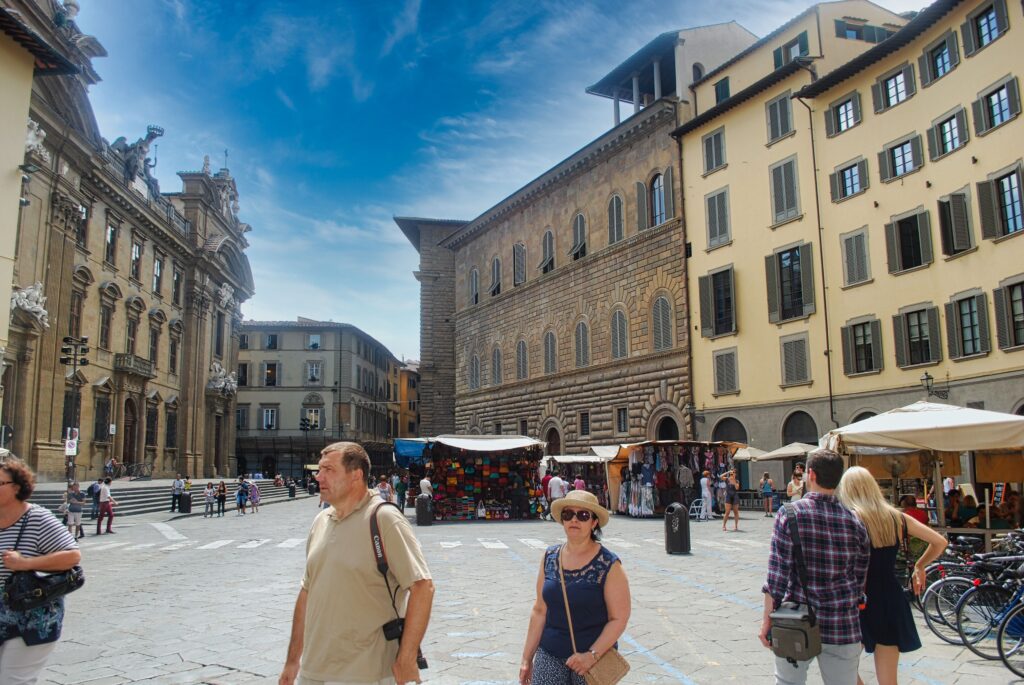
[[557, 546, 630, 685]]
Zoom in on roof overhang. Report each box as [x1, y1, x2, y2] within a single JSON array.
[[0, 8, 78, 76], [586, 30, 680, 101], [393, 216, 469, 253]]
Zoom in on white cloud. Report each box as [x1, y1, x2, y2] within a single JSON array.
[[381, 0, 421, 57], [275, 88, 296, 112]]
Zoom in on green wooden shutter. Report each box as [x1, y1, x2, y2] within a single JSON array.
[[926, 124, 939, 160], [824, 107, 836, 137], [857, 159, 869, 192], [799, 243, 815, 316], [773, 46, 783, 69], [843, 235, 858, 284], [840, 325, 855, 375], [664, 166, 675, 219], [851, 92, 862, 125], [994, 0, 1008, 32], [945, 302, 961, 359], [972, 97, 988, 135], [877, 149, 892, 182], [714, 131, 725, 167], [885, 221, 900, 273], [835, 19, 846, 37], [947, 32, 960, 69], [918, 53, 932, 87], [718, 192, 729, 242], [829, 171, 841, 202], [993, 287, 1010, 349], [779, 97, 791, 136], [871, 82, 884, 112], [636, 181, 648, 231], [698, 276, 713, 337], [727, 268, 737, 333], [977, 179, 1000, 239], [902, 64, 917, 98], [771, 165, 785, 221], [797, 31, 809, 56], [1007, 78, 1021, 118], [892, 314, 908, 367], [918, 211, 934, 265], [961, 19, 977, 56], [704, 135, 714, 172], [768, 100, 781, 141], [765, 254, 780, 324], [910, 135, 924, 170], [926, 307, 943, 362], [870, 319, 884, 371], [950, 193, 972, 251], [954, 108, 969, 145], [937, 199, 954, 255], [976, 293, 991, 354]]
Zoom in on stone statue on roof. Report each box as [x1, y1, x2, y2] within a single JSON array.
[[110, 125, 164, 185]]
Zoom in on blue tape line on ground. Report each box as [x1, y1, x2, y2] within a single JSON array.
[[620, 633, 697, 685]]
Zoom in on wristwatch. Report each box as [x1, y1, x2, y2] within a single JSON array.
[[589, 649, 599, 661]]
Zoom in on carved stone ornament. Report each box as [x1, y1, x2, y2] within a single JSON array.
[[26, 119, 51, 164], [110, 125, 164, 185], [10, 282, 50, 329], [217, 283, 235, 310], [207, 361, 238, 396], [202, 155, 211, 175]]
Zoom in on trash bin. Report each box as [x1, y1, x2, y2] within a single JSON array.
[[307, 482, 316, 496], [288, 484, 296, 498], [179, 492, 193, 514], [664, 502, 690, 555], [415, 494, 432, 527]]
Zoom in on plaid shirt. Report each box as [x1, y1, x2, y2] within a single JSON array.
[[762, 492, 870, 645]]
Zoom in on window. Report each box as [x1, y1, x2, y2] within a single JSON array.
[[469, 268, 479, 304], [927, 109, 968, 160], [152, 256, 163, 294], [714, 77, 730, 104], [492, 347, 502, 385], [780, 334, 810, 385], [994, 280, 1024, 348], [946, 293, 991, 358], [766, 243, 815, 323], [713, 348, 739, 395], [126, 318, 138, 355], [919, 32, 959, 86], [130, 240, 143, 280], [977, 166, 1023, 238], [616, 407, 628, 435], [171, 269, 182, 306], [73, 204, 88, 248], [893, 306, 942, 367], [702, 128, 725, 173], [649, 174, 666, 226], [214, 311, 225, 358], [306, 360, 322, 384], [698, 267, 736, 337], [168, 338, 179, 374], [238, 362, 249, 387], [608, 196, 624, 245], [973, 78, 1020, 135], [544, 331, 557, 374], [872, 65, 915, 112], [834, 20, 893, 43], [99, 303, 112, 349], [493, 422, 502, 435], [570, 214, 587, 260], [829, 160, 868, 201], [577, 411, 590, 437], [68, 291, 83, 337], [469, 354, 480, 390], [236, 406, 249, 430], [305, 407, 322, 429], [878, 135, 923, 182], [540, 231, 555, 273], [262, 407, 278, 430], [885, 210, 933, 273], [841, 320, 883, 374], [516, 340, 528, 379], [265, 333, 278, 350], [520, 418, 528, 436], [308, 334, 321, 350], [149, 327, 159, 364], [104, 224, 118, 265], [773, 31, 808, 68], [264, 362, 279, 387], [766, 92, 793, 142], [611, 310, 628, 360], [841, 228, 871, 286], [239, 333, 249, 350], [652, 296, 672, 351], [769, 157, 800, 223], [513, 243, 526, 285], [962, 0, 1008, 55], [574, 322, 589, 368], [826, 93, 862, 136], [145, 405, 158, 447], [165, 408, 178, 448], [93, 396, 110, 442], [489, 257, 501, 296], [937, 191, 974, 255], [706, 188, 730, 247]]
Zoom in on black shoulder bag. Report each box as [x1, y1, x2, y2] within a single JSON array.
[[370, 502, 428, 670], [3, 510, 85, 611], [769, 503, 822, 665]]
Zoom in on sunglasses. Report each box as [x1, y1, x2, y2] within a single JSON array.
[[560, 508, 594, 522]]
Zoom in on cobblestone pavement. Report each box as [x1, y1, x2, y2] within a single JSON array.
[[39, 498, 1014, 684]]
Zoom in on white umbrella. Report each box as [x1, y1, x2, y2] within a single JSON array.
[[754, 442, 818, 462], [732, 446, 767, 462]]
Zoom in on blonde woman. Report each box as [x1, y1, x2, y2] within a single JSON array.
[[836, 466, 947, 685]]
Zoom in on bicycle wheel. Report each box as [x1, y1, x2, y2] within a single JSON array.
[[998, 601, 1024, 678], [957, 585, 1013, 659], [922, 576, 974, 644]]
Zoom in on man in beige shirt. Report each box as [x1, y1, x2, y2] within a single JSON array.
[[280, 443, 434, 685]]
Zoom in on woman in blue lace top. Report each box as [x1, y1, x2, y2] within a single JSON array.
[[520, 490, 631, 684]]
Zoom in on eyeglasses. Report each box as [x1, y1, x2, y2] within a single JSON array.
[[560, 508, 593, 522]]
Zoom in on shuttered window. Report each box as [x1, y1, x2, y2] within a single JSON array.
[[539, 231, 555, 273], [962, 0, 1008, 56], [544, 332, 557, 374], [772, 31, 809, 68], [713, 348, 739, 395], [698, 267, 736, 338], [885, 210, 933, 273], [702, 128, 726, 173], [977, 166, 1024, 239], [927, 109, 968, 160], [972, 77, 1021, 136], [489, 257, 501, 296], [841, 320, 883, 375], [766, 92, 793, 143], [919, 31, 959, 86], [652, 296, 672, 351], [780, 335, 810, 386], [492, 347, 502, 385], [469, 355, 480, 390], [516, 340, 528, 379], [993, 280, 1024, 349], [513, 243, 526, 285], [574, 322, 590, 368], [893, 307, 942, 367], [650, 174, 666, 226], [945, 293, 991, 359], [937, 192, 973, 255], [878, 135, 923, 182], [635, 182, 648, 231], [611, 310, 628, 359], [841, 229, 871, 286], [829, 160, 868, 201], [769, 157, 800, 223], [714, 78, 730, 104], [872, 64, 916, 113], [706, 188, 730, 247], [569, 214, 587, 260], [607, 196, 624, 245], [469, 269, 479, 305], [825, 93, 861, 136], [766, 244, 815, 323]]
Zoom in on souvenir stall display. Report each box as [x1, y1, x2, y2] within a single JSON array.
[[545, 455, 613, 508], [423, 435, 546, 521]]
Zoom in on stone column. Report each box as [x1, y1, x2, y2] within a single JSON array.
[[653, 59, 662, 100], [674, 38, 686, 102], [632, 74, 640, 113], [112, 384, 124, 462], [613, 90, 621, 126]]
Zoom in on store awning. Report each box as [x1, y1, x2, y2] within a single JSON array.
[[394, 438, 430, 468], [732, 446, 767, 462], [433, 435, 545, 452], [589, 445, 623, 458], [754, 442, 818, 462], [548, 454, 614, 464], [613, 440, 746, 459]]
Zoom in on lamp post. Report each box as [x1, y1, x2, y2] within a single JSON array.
[[59, 335, 90, 483], [299, 417, 311, 480], [919, 372, 949, 400]]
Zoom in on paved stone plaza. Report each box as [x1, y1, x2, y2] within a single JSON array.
[[38, 498, 1011, 684]]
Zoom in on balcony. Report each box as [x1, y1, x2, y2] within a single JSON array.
[[114, 353, 156, 378]]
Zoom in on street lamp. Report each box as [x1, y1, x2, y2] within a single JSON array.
[[299, 416, 311, 479], [59, 335, 90, 483], [919, 372, 949, 400]]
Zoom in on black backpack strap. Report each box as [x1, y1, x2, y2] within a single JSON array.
[[783, 503, 817, 624], [370, 501, 402, 618]]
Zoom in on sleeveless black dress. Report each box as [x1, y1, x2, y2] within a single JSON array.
[[859, 518, 921, 653]]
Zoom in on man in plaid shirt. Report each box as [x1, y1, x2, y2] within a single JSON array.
[[759, 450, 870, 684]]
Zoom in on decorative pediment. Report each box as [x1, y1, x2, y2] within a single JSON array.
[[303, 393, 325, 406], [99, 281, 123, 301], [65, 368, 88, 385], [165, 394, 179, 408], [92, 375, 114, 392], [168, 318, 184, 336], [125, 295, 146, 315], [146, 389, 162, 403], [148, 307, 167, 325], [72, 265, 94, 288]]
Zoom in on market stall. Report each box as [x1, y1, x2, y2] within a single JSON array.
[[546, 454, 614, 508]]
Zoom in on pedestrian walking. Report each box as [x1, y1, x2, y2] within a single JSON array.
[[760, 472, 776, 517], [203, 483, 216, 518], [170, 473, 184, 512], [249, 480, 261, 513], [786, 471, 805, 502], [279, 442, 434, 685], [236, 477, 249, 515], [96, 477, 117, 535], [699, 470, 713, 521], [86, 478, 101, 520], [520, 490, 631, 684], [722, 470, 740, 532], [377, 474, 393, 504], [836, 467, 947, 685], [759, 449, 870, 685], [0, 453, 82, 684], [547, 472, 568, 521], [64, 482, 86, 539], [395, 474, 408, 513], [216, 480, 227, 517]]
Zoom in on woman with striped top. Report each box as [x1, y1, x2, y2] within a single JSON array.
[[0, 452, 81, 683]]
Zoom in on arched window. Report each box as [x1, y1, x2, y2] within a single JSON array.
[[692, 63, 705, 82], [544, 331, 557, 374], [712, 417, 748, 443], [540, 230, 555, 273], [516, 340, 528, 380], [513, 242, 526, 286], [469, 354, 480, 390], [782, 411, 818, 445], [575, 322, 589, 367], [570, 214, 587, 260], [489, 257, 501, 296], [611, 310, 628, 359], [652, 296, 672, 351], [650, 173, 666, 226], [608, 195, 624, 245], [469, 268, 479, 305], [853, 411, 876, 423], [492, 347, 502, 385]]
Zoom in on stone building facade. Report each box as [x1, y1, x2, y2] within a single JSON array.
[[3, 0, 255, 480], [398, 361, 419, 438]]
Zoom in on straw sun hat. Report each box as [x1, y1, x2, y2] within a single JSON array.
[[551, 490, 610, 528]]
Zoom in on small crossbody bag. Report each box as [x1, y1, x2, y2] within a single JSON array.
[[556, 546, 630, 685], [769, 504, 822, 665]]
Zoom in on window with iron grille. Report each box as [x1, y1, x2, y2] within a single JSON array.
[[579, 412, 590, 437], [616, 407, 628, 435]]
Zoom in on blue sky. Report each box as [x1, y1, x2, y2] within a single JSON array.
[[76, 0, 924, 361]]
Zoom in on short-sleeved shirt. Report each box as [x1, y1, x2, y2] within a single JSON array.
[[419, 479, 432, 496], [99, 484, 112, 503], [172, 479, 185, 494], [66, 491, 86, 513], [300, 491, 431, 682]]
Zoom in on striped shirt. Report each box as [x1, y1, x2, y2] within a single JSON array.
[[762, 492, 870, 645], [0, 504, 79, 583]]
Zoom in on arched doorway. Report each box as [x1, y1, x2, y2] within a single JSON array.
[[1016, 403, 1024, 416], [782, 411, 818, 445], [712, 417, 748, 443], [853, 411, 877, 423], [545, 427, 561, 455], [656, 417, 679, 440], [123, 398, 138, 465]]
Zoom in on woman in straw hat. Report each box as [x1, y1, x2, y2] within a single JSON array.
[[519, 490, 631, 684]]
